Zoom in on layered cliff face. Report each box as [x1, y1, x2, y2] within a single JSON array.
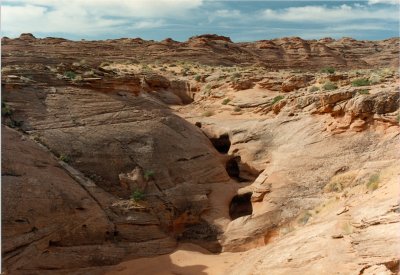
[[1, 34, 399, 274], [2, 33, 399, 69]]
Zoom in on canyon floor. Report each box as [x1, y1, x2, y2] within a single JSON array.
[[1, 34, 400, 275]]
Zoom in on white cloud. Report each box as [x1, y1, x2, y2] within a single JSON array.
[[132, 20, 165, 29], [1, 0, 203, 37], [261, 4, 399, 23], [214, 9, 241, 18], [368, 0, 399, 5]]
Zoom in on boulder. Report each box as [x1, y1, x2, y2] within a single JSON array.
[[281, 75, 314, 92]]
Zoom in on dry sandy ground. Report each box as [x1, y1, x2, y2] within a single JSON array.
[[106, 243, 245, 275]]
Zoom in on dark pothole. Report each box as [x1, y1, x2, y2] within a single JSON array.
[[229, 192, 253, 220]]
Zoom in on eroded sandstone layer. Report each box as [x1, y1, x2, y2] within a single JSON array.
[[2, 34, 399, 274]]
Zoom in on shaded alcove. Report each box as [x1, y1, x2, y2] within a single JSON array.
[[225, 157, 240, 179], [229, 192, 253, 220], [209, 134, 231, 154]]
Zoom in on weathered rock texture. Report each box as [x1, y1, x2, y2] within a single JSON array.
[[2, 34, 399, 69], [2, 34, 399, 274]]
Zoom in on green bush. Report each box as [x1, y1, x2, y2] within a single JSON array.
[[59, 154, 70, 163], [321, 67, 335, 74], [322, 81, 338, 91], [222, 98, 231, 105], [272, 95, 284, 104], [325, 181, 343, 193], [202, 110, 214, 117], [64, 71, 76, 79], [143, 170, 154, 181], [233, 106, 241, 112], [309, 86, 320, 93], [367, 174, 379, 191], [298, 211, 312, 225], [357, 89, 370, 95], [1, 102, 13, 117], [369, 73, 381, 85], [194, 75, 201, 82], [131, 189, 145, 202], [351, 78, 371, 87]]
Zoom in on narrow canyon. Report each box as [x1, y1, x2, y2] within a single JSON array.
[[1, 33, 399, 274]]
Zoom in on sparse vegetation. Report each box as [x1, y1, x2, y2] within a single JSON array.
[[272, 95, 284, 104], [351, 78, 371, 87], [298, 211, 312, 225], [357, 89, 370, 95], [366, 173, 380, 191], [322, 81, 338, 91], [143, 170, 155, 181], [2, 102, 13, 117], [222, 98, 231, 105], [203, 84, 212, 95], [59, 154, 70, 163], [194, 75, 201, 82], [202, 110, 214, 117], [130, 189, 145, 202], [325, 181, 343, 193], [321, 67, 335, 74], [230, 72, 241, 82], [368, 73, 381, 84], [64, 71, 76, 79], [309, 86, 320, 92], [233, 106, 241, 112], [324, 172, 357, 193]]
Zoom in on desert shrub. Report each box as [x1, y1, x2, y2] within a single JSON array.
[[324, 172, 357, 193], [325, 181, 343, 192], [351, 78, 370, 87], [1, 102, 12, 117], [194, 75, 201, 82], [143, 170, 154, 181], [357, 89, 370, 95], [369, 73, 381, 85], [203, 84, 211, 95], [59, 154, 70, 163], [298, 211, 312, 225], [131, 189, 145, 202], [233, 106, 241, 112], [231, 72, 241, 79], [73, 75, 83, 82], [272, 95, 284, 104], [321, 67, 335, 74], [202, 110, 214, 117], [64, 71, 76, 79], [366, 174, 379, 191], [222, 98, 231, 105], [322, 81, 338, 91], [309, 86, 320, 92]]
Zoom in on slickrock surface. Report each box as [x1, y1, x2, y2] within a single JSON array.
[[2, 33, 399, 274]]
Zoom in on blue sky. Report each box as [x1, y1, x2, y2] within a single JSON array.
[[2, 0, 399, 41]]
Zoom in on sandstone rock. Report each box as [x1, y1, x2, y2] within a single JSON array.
[[19, 33, 36, 40], [281, 75, 314, 92], [231, 79, 255, 91], [144, 73, 170, 88]]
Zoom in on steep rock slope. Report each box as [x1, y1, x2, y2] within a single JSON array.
[[2, 34, 399, 274]]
